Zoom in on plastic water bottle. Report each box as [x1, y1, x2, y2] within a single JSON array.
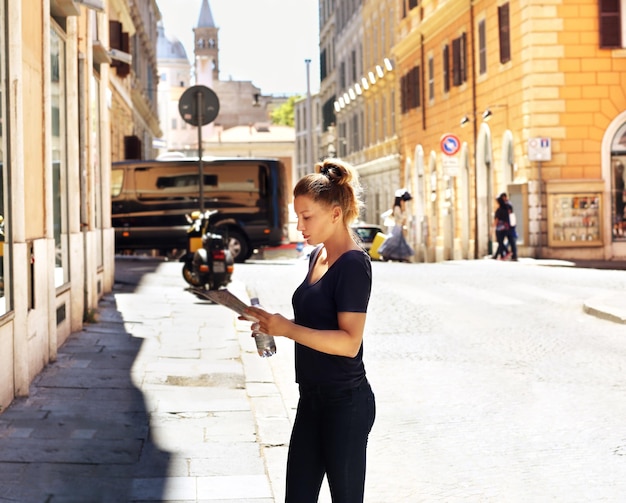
[[249, 293, 277, 358]]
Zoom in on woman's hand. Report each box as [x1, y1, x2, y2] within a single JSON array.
[[240, 306, 292, 337]]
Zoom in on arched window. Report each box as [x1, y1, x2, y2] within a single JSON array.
[[501, 129, 515, 189]]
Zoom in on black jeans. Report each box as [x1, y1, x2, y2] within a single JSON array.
[[506, 227, 518, 259], [285, 379, 376, 503], [494, 229, 508, 258]]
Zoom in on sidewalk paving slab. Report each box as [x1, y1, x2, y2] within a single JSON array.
[[0, 262, 276, 502]]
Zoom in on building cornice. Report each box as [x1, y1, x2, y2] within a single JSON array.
[[394, 0, 468, 61]]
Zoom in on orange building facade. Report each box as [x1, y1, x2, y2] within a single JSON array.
[[393, 0, 626, 261]]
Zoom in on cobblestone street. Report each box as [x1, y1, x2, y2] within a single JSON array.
[[239, 257, 626, 502]]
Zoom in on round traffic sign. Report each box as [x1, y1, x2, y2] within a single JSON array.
[[440, 133, 461, 156], [178, 85, 220, 126]]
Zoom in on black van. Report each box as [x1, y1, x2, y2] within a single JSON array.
[[111, 157, 289, 262]]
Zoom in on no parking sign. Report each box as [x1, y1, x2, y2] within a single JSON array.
[[440, 133, 461, 156]]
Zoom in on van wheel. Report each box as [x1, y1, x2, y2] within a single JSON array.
[[225, 229, 249, 263]]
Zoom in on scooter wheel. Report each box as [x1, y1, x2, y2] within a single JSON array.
[[182, 262, 202, 287]]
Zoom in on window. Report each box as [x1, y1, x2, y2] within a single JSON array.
[[443, 45, 450, 93], [498, 3, 511, 63], [351, 114, 359, 151], [428, 56, 435, 101], [90, 74, 104, 268], [599, 0, 622, 48], [373, 100, 379, 144], [0, 0, 9, 314], [389, 7, 395, 48], [109, 20, 130, 78], [452, 33, 467, 86], [51, 25, 70, 287], [340, 61, 346, 90], [478, 19, 487, 74], [373, 25, 378, 64], [390, 91, 396, 135], [322, 97, 336, 131], [400, 65, 420, 113], [339, 123, 347, 157], [381, 97, 387, 139]]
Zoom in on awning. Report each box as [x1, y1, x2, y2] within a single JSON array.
[[50, 0, 104, 17]]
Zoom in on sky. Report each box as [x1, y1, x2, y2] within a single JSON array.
[[157, 0, 320, 96]]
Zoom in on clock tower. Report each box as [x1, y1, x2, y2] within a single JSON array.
[[193, 0, 219, 85]]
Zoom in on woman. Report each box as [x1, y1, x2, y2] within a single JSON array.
[[378, 190, 414, 262], [492, 195, 510, 259], [243, 159, 376, 503]]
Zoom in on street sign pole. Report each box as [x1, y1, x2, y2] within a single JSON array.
[[178, 85, 220, 213], [196, 90, 204, 211]]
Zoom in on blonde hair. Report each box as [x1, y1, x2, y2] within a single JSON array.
[[293, 158, 363, 226]]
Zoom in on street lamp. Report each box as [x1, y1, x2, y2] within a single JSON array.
[[305, 59, 313, 171]]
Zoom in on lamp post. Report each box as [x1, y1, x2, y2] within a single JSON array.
[[305, 59, 313, 171]]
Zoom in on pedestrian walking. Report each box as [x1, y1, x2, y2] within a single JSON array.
[[499, 192, 518, 261], [492, 194, 511, 260], [242, 158, 376, 503], [378, 188, 414, 262]]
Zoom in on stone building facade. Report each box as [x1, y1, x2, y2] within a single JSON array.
[[0, 0, 160, 409]]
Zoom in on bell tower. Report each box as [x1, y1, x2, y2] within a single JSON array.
[[193, 0, 219, 85]]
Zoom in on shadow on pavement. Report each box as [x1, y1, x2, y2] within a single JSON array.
[[0, 257, 170, 502]]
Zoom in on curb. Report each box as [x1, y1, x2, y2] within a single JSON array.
[[583, 298, 626, 325]]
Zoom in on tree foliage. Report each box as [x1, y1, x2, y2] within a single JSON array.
[[270, 95, 301, 127]]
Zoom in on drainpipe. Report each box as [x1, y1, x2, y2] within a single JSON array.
[[421, 34, 426, 130], [469, 0, 479, 259], [305, 59, 313, 168]]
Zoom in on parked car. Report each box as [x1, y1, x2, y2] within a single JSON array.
[[351, 223, 385, 252]]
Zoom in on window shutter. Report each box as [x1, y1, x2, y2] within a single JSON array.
[[498, 3, 511, 63], [461, 32, 467, 83], [452, 37, 462, 86], [109, 21, 122, 50], [117, 32, 131, 77], [599, 0, 621, 48], [401, 73, 407, 113], [414, 66, 421, 108]]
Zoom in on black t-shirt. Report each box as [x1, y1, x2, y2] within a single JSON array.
[[291, 245, 372, 389], [495, 205, 510, 225]]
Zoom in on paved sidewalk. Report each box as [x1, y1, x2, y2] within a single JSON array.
[[0, 257, 624, 502], [0, 260, 283, 502]]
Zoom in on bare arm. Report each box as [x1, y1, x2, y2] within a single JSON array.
[[243, 306, 366, 358]]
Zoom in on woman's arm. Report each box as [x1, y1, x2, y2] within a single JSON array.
[[242, 307, 366, 358]]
